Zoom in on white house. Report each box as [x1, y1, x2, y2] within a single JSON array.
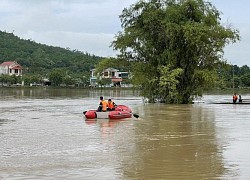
[[90, 68, 130, 87], [0, 61, 23, 76]]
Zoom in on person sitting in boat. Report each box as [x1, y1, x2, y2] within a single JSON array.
[[97, 96, 108, 112], [239, 95, 242, 103], [233, 93, 238, 103], [107, 99, 117, 111]]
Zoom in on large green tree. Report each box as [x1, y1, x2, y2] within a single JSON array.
[[112, 0, 239, 103]]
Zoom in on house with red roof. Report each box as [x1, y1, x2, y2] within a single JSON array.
[[0, 61, 23, 76]]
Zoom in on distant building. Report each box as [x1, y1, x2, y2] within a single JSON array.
[[0, 61, 23, 76], [42, 78, 51, 86], [90, 68, 130, 87]]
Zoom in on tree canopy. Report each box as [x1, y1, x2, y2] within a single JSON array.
[[112, 0, 240, 103]]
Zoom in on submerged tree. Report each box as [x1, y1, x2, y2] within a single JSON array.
[[112, 0, 240, 103]]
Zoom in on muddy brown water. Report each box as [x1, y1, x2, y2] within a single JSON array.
[[0, 88, 249, 179]]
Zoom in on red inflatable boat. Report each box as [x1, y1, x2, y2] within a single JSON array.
[[83, 105, 134, 119]]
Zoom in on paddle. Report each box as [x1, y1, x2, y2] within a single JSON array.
[[116, 106, 139, 119], [133, 113, 139, 118]]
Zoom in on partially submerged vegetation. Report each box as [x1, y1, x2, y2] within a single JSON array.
[[112, 0, 240, 103]]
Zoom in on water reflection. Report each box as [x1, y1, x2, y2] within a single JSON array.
[[120, 104, 236, 179], [0, 119, 15, 126], [0, 87, 141, 99]]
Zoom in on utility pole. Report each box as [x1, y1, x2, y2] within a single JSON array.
[[232, 64, 235, 92]]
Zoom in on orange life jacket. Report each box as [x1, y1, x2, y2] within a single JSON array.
[[100, 100, 108, 111], [108, 101, 115, 110], [233, 95, 238, 101]]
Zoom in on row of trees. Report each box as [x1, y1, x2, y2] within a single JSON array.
[[218, 64, 250, 89], [92, 56, 250, 90], [0, 70, 89, 87], [0, 74, 21, 86], [2, 62, 250, 89]]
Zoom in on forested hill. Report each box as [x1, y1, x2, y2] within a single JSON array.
[[0, 30, 102, 76]]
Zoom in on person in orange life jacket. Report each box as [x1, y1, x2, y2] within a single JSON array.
[[233, 93, 238, 103], [97, 96, 108, 112], [107, 99, 117, 111]]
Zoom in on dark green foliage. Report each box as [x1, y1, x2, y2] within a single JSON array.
[[213, 62, 250, 89], [0, 74, 22, 85], [49, 69, 64, 86], [21, 74, 43, 86], [0, 31, 102, 78], [97, 78, 112, 88]]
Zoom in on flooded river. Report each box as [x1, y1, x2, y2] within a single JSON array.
[[0, 88, 250, 179]]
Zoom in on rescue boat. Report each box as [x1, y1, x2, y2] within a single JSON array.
[[83, 105, 138, 119]]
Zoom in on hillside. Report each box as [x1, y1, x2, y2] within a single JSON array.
[[0, 30, 102, 76]]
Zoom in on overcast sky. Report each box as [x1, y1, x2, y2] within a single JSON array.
[[0, 0, 249, 66]]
